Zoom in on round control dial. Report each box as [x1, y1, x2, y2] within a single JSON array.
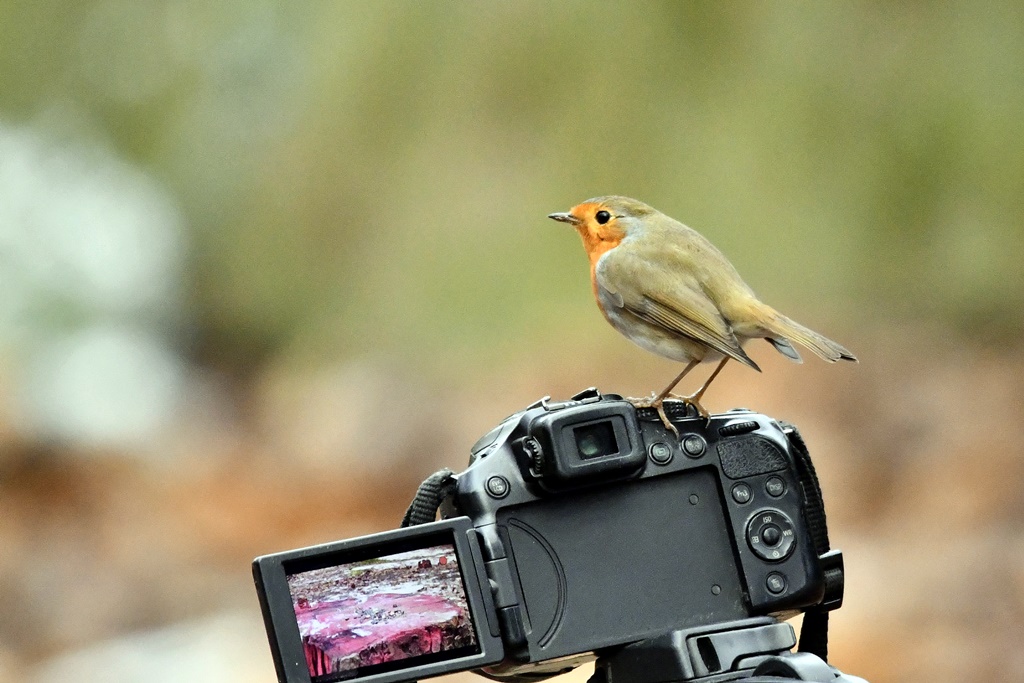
[[746, 509, 796, 562]]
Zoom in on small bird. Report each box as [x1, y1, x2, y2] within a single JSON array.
[[550, 196, 856, 432]]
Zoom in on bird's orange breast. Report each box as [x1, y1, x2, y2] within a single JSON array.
[[578, 230, 624, 304]]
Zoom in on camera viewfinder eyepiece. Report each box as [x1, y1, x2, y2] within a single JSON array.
[[520, 400, 645, 488]]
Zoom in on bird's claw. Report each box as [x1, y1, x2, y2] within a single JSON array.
[[684, 397, 711, 421], [624, 392, 658, 408], [653, 403, 679, 438], [625, 394, 680, 438], [663, 391, 710, 420]]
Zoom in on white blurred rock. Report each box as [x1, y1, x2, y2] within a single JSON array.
[[0, 121, 187, 453], [31, 612, 276, 683], [23, 324, 185, 449]]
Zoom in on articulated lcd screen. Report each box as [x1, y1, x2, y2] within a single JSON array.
[[285, 543, 480, 683]]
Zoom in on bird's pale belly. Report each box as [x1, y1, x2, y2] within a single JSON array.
[[599, 301, 723, 364]]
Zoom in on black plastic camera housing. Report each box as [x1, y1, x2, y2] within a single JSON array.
[[253, 388, 839, 683], [447, 389, 826, 676]]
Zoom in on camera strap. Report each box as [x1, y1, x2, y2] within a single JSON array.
[[781, 422, 834, 663], [400, 468, 457, 527]]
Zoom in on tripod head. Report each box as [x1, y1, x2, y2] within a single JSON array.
[[593, 617, 867, 683]]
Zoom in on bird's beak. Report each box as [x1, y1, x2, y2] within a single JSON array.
[[548, 212, 581, 226]]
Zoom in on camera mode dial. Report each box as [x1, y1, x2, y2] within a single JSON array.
[[746, 509, 796, 562]]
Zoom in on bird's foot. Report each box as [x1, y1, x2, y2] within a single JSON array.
[[660, 393, 710, 420], [625, 394, 679, 438], [682, 396, 711, 420]]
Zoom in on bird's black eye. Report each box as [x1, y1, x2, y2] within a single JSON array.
[[595, 210, 611, 224]]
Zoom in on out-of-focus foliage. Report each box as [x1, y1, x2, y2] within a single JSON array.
[[4, 1, 1023, 387]]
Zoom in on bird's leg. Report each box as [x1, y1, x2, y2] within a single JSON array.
[[682, 357, 730, 419], [626, 360, 700, 437], [654, 360, 700, 403]]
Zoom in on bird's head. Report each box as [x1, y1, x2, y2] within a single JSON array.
[[548, 196, 657, 254]]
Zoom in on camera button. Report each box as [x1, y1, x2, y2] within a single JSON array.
[[766, 572, 788, 595], [682, 435, 706, 457], [731, 482, 752, 504], [486, 476, 510, 498], [761, 524, 782, 546], [648, 442, 673, 465], [765, 476, 786, 497]]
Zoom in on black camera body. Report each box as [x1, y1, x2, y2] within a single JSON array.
[[448, 389, 827, 675], [253, 389, 842, 683]]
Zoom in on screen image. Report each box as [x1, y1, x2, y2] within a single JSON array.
[[286, 543, 479, 682]]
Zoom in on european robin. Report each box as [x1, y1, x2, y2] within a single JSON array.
[[549, 195, 856, 432]]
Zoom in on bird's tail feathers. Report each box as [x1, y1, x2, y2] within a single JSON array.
[[760, 309, 857, 363], [766, 337, 803, 363]]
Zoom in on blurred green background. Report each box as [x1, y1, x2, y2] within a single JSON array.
[[1, 2, 1022, 683]]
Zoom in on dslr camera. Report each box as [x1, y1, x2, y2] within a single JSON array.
[[254, 388, 854, 683]]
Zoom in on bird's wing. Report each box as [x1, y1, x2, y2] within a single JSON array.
[[596, 243, 760, 371]]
